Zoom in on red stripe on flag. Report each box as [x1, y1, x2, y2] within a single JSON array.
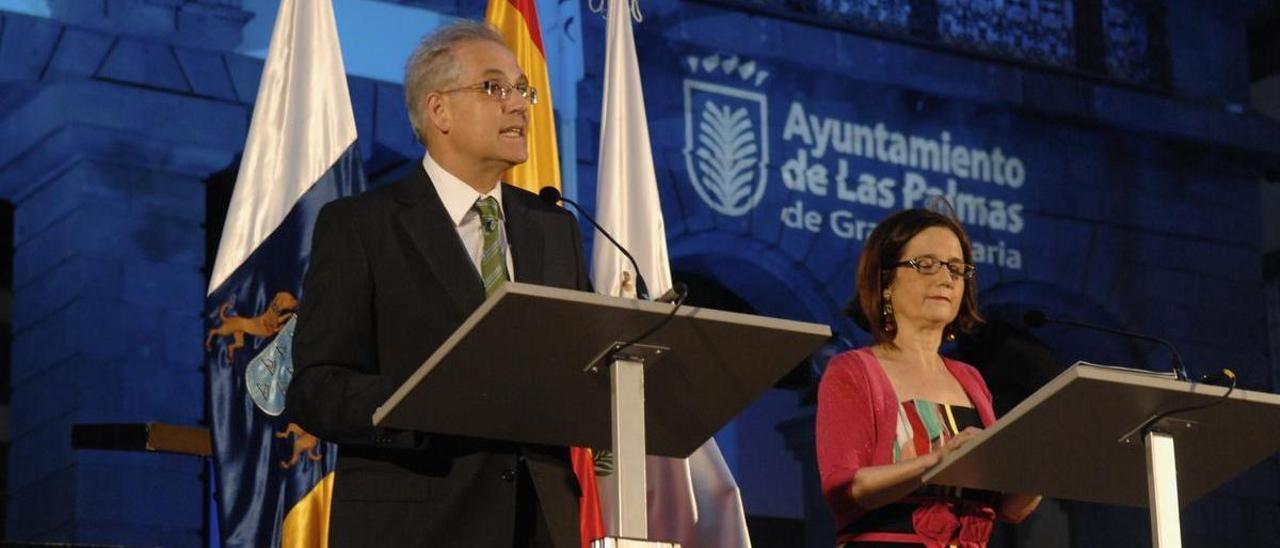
[[504, 0, 546, 55], [571, 447, 605, 547]]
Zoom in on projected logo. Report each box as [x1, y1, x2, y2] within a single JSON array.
[[206, 292, 298, 416], [683, 54, 770, 217]]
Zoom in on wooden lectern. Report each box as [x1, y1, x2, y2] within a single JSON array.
[[373, 282, 832, 547], [923, 362, 1280, 548]]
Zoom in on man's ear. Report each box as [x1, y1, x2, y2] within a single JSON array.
[[425, 93, 451, 134]]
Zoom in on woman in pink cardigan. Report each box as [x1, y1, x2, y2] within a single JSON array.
[[816, 209, 1040, 547]]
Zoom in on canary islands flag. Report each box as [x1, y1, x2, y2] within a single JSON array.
[[204, 0, 366, 545]]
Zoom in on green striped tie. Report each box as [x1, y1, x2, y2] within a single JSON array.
[[474, 197, 509, 296]]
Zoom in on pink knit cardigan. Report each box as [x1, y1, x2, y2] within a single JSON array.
[[815, 347, 998, 537]]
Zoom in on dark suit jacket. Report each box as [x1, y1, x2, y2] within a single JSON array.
[[287, 167, 592, 547]]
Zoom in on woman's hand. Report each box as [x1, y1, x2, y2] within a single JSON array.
[[947, 426, 982, 450], [851, 426, 985, 509], [924, 426, 982, 467]]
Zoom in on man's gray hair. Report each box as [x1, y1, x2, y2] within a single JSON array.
[[404, 21, 508, 143]]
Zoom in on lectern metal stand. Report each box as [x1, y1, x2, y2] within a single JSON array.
[[610, 355, 652, 541], [1120, 414, 1195, 548], [923, 363, 1280, 548], [372, 282, 831, 547], [593, 347, 680, 548], [1145, 430, 1181, 547], [586, 342, 679, 547]]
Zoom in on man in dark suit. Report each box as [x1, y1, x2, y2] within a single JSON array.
[[286, 21, 590, 548]]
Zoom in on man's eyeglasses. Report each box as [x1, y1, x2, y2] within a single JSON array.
[[888, 256, 976, 279], [438, 79, 538, 105]]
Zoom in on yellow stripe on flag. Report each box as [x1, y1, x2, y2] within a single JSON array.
[[486, 0, 561, 193], [280, 471, 334, 548]]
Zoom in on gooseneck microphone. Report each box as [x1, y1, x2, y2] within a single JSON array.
[[539, 187, 651, 300], [1022, 310, 1190, 381], [1018, 308, 1187, 381]]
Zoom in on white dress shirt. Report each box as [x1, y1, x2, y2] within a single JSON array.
[[422, 152, 516, 281]]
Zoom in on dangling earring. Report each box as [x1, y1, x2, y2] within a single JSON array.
[[943, 323, 957, 341], [881, 290, 896, 332]]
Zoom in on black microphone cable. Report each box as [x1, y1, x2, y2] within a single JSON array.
[[539, 188, 692, 357], [1136, 368, 1237, 434], [539, 187, 650, 300], [610, 282, 690, 361]]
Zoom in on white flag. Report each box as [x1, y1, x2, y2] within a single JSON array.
[[592, 0, 752, 545], [207, 0, 359, 294]]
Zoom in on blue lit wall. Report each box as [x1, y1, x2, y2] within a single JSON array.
[[1, 0, 1278, 546], [570, 1, 1280, 546], [0, 4, 246, 543]]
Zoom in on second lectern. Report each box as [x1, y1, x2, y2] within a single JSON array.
[[373, 282, 831, 547], [923, 362, 1280, 548]]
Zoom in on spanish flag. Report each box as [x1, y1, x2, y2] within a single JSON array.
[[486, 4, 601, 546], [486, 0, 562, 193]]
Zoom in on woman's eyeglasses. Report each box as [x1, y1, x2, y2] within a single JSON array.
[[888, 256, 976, 279]]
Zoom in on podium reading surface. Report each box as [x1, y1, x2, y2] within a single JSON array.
[[924, 363, 1280, 507], [373, 282, 831, 458]]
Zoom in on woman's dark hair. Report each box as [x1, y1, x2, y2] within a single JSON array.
[[846, 208, 983, 345]]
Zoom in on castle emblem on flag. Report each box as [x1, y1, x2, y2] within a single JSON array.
[[682, 53, 770, 217], [243, 315, 297, 417], [205, 292, 300, 416]]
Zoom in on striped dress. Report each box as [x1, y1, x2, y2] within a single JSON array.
[[841, 400, 998, 547]]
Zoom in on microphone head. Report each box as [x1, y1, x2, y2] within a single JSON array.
[[1023, 310, 1049, 328], [538, 187, 562, 205]]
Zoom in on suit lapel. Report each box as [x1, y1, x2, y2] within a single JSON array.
[[393, 168, 485, 316], [503, 185, 545, 284]]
